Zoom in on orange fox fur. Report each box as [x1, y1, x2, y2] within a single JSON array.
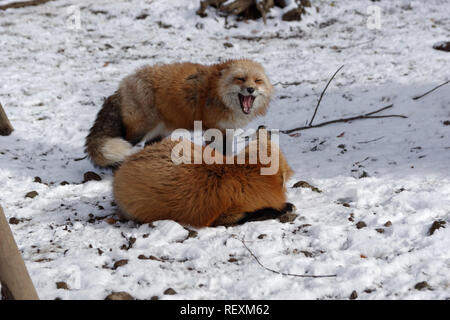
[[86, 59, 273, 168], [113, 133, 293, 227]]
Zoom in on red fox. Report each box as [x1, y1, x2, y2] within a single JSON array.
[[113, 129, 294, 227], [86, 59, 273, 168]]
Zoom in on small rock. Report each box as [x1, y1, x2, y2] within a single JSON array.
[[342, 203, 350, 208], [282, 8, 304, 21], [292, 181, 322, 193], [164, 288, 177, 295], [187, 229, 198, 239], [349, 290, 358, 300], [105, 292, 134, 300], [157, 21, 172, 29], [113, 259, 128, 269], [223, 42, 233, 48], [9, 217, 20, 225], [257, 234, 267, 239], [60, 181, 70, 186], [135, 13, 148, 20], [443, 120, 450, 126], [395, 188, 405, 194], [151, 296, 159, 300], [414, 281, 430, 291], [83, 171, 101, 183], [228, 258, 238, 263], [56, 282, 69, 290], [300, 0, 311, 7], [33, 176, 42, 183], [105, 217, 117, 225], [375, 228, 385, 234], [278, 213, 298, 223], [359, 171, 369, 179], [25, 191, 38, 199], [432, 41, 450, 52], [384, 221, 392, 227], [356, 221, 367, 229], [301, 251, 313, 258], [428, 220, 446, 236], [274, 0, 287, 8]]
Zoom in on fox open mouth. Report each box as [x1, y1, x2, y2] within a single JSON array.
[[238, 94, 255, 114]]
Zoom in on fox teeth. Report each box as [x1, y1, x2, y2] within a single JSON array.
[[239, 94, 255, 114]]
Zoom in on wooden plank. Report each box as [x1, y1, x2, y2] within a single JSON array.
[[0, 206, 39, 300], [0, 103, 14, 136]]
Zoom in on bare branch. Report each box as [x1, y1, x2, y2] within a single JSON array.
[[309, 65, 344, 126], [412, 79, 450, 100], [357, 136, 385, 144], [281, 104, 406, 134], [0, 0, 55, 10], [241, 238, 337, 278], [0, 206, 39, 300]]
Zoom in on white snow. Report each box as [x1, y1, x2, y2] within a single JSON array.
[[0, 0, 449, 300]]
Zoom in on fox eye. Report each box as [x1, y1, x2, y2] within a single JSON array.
[[255, 79, 263, 84], [235, 77, 245, 82]]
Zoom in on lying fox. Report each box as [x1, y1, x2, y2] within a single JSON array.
[[113, 129, 294, 227], [86, 59, 274, 168]]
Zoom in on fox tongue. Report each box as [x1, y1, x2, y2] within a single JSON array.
[[242, 95, 253, 113]]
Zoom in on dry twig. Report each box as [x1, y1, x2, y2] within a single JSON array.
[[282, 104, 406, 134], [357, 136, 385, 144], [412, 79, 450, 100], [241, 238, 337, 278], [309, 65, 344, 126], [0, 0, 55, 10]]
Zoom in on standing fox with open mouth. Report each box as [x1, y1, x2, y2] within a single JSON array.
[[85, 59, 273, 168]]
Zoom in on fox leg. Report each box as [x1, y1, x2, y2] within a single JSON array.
[[235, 203, 296, 225], [210, 203, 295, 227]]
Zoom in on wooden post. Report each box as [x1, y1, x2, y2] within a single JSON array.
[[0, 103, 14, 136], [0, 206, 39, 300]]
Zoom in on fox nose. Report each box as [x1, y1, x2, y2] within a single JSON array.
[[247, 87, 255, 94]]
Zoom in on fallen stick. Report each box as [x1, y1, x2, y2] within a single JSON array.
[[0, 206, 39, 300], [0, 103, 14, 136], [357, 136, 385, 144], [241, 238, 336, 278], [281, 104, 407, 134], [309, 65, 345, 126], [412, 79, 450, 100]]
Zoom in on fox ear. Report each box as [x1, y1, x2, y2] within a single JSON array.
[[219, 67, 229, 77], [218, 62, 231, 77]]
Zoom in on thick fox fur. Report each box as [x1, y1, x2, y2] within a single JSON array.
[[86, 59, 273, 168], [113, 132, 293, 227]]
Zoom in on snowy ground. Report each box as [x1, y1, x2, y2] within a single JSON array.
[[0, 0, 449, 300]]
